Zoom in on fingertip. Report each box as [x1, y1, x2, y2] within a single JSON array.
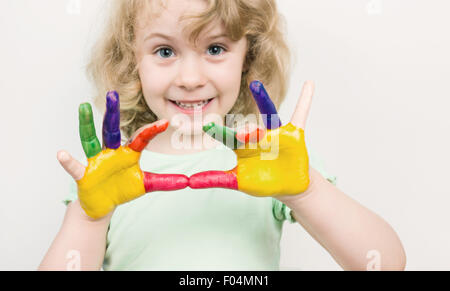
[[56, 150, 69, 163], [78, 103, 93, 123], [128, 120, 169, 152], [156, 119, 169, 131], [202, 122, 216, 132], [148, 119, 169, 136], [290, 81, 316, 129], [79, 103, 92, 114], [249, 80, 263, 95], [302, 81, 315, 97], [106, 91, 119, 111], [306, 80, 315, 87], [107, 90, 119, 100], [188, 173, 201, 189], [236, 126, 265, 144], [180, 175, 190, 188]]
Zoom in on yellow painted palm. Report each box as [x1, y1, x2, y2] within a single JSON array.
[[190, 80, 315, 198], [59, 91, 189, 219]]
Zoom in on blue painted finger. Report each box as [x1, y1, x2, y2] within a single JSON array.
[[102, 91, 121, 149], [249, 80, 282, 130]]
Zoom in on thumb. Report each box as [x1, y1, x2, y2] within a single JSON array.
[[57, 150, 86, 181]]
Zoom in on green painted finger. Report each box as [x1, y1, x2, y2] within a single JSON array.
[[79, 103, 102, 158], [203, 122, 243, 149]]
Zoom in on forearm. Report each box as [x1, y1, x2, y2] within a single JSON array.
[[38, 199, 113, 271], [277, 167, 406, 270]]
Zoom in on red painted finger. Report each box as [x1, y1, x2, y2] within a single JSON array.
[[128, 120, 169, 152], [143, 172, 189, 192], [189, 168, 238, 190], [235, 126, 265, 144]]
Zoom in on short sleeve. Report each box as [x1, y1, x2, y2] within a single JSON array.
[[272, 198, 297, 223], [62, 180, 78, 206]]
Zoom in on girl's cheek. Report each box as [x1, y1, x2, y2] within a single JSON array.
[[206, 61, 242, 88], [139, 59, 171, 95]]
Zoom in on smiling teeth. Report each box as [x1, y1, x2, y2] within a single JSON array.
[[175, 100, 209, 109]]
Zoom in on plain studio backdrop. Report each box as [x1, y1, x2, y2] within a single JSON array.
[[1, 0, 449, 271]]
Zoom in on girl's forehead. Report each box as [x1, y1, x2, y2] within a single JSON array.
[[139, 0, 208, 26], [137, 0, 225, 40]]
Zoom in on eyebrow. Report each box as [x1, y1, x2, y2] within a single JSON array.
[[144, 32, 229, 42], [144, 32, 174, 42]]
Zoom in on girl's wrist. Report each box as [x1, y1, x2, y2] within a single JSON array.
[[72, 199, 114, 225]]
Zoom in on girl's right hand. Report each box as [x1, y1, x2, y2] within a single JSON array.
[[57, 91, 189, 219]]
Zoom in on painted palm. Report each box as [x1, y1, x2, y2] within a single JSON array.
[[190, 81, 314, 197], [76, 92, 188, 219]]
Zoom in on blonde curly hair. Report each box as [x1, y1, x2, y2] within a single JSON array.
[[86, 0, 291, 140]]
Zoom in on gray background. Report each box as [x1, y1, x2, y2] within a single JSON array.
[[0, 0, 449, 270]]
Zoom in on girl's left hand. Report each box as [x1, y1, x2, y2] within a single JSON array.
[[190, 80, 314, 198]]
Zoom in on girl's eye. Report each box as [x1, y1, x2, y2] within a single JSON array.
[[207, 45, 226, 56], [156, 47, 174, 58]]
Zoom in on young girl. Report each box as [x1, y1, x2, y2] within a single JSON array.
[[39, 0, 406, 270]]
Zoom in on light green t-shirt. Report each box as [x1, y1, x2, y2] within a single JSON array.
[[64, 144, 336, 271]]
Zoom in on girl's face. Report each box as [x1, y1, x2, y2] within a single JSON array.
[[135, 0, 248, 135]]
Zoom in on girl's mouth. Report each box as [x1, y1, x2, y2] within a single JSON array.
[[168, 97, 215, 114]]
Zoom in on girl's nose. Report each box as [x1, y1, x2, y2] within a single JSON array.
[[174, 55, 207, 91]]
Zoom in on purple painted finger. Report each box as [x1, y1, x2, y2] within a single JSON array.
[[103, 91, 121, 149], [249, 80, 282, 129]]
